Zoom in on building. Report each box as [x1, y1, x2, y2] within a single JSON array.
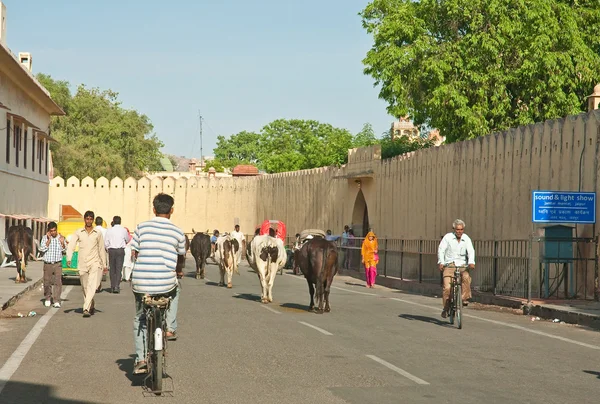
[[0, 1, 64, 242], [390, 116, 419, 140]]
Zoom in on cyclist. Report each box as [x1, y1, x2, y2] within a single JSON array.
[[437, 219, 475, 318], [131, 193, 186, 375]]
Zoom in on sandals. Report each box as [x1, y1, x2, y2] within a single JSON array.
[[166, 331, 177, 341], [133, 361, 148, 374]]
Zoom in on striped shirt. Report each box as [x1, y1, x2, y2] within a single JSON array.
[[39, 235, 65, 263], [130, 217, 186, 295]]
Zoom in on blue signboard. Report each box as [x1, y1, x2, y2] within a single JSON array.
[[532, 191, 596, 224]]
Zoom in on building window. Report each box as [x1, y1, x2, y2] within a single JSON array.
[[14, 125, 20, 167], [24, 130, 28, 169], [38, 139, 42, 174], [45, 141, 48, 175], [5, 119, 9, 164], [31, 133, 35, 172]]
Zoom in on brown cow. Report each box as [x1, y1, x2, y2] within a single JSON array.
[[297, 237, 338, 313], [7, 225, 33, 283]]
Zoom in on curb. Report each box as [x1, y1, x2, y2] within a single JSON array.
[[339, 269, 600, 329], [1, 278, 43, 311]]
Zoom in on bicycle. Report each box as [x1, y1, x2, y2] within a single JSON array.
[[142, 294, 174, 396], [446, 266, 466, 329]]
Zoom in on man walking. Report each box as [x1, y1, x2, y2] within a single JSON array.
[[105, 216, 130, 293], [230, 224, 244, 265], [38, 222, 66, 308], [94, 217, 107, 293], [67, 211, 107, 318]]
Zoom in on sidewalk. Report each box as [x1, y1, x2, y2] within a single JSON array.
[[340, 268, 600, 330], [0, 261, 44, 310]]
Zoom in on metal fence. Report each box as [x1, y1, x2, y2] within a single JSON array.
[[337, 237, 598, 301]]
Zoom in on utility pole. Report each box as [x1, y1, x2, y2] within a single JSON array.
[[198, 110, 203, 168]]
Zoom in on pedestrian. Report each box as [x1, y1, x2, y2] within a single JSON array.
[[38, 222, 66, 308], [104, 216, 130, 293], [361, 231, 379, 288], [67, 211, 107, 317], [122, 228, 133, 282], [346, 229, 355, 270], [94, 216, 107, 293], [341, 225, 349, 269], [131, 193, 186, 374], [230, 224, 244, 265]]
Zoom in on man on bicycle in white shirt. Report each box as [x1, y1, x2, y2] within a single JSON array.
[[437, 219, 475, 318]]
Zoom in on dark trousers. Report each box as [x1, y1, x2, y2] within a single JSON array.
[[108, 248, 125, 289], [43, 262, 62, 302]]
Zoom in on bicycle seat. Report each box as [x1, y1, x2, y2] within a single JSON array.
[[143, 295, 171, 308]]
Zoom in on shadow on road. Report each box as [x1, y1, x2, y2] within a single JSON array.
[[233, 293, 261, 302], [116, 354, 144, 387], [280, 302, 311, 312], [583, 370, 600, 379], [344, 281, 368, 288], [205, 281, 222, 287], [0, 380, 101, 403], [398, 313, 451, 327]]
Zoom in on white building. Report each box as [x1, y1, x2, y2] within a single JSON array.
[[0, 1, 64, 241]]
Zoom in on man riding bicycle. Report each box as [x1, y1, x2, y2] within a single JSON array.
[[131, 193, 186, 375], [437, 219, 475, 319]]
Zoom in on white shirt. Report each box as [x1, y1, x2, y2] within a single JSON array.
[[94, 225, 107, 239], [231, 230, 244, 245], [104, 224, 130, 249], [437, 232, 475, 266]]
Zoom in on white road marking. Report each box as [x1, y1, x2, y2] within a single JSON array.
[[366, 355, 430, 385], [390, 297, 600, 350], [298, 321, 333, 336], [0, 286, 73, 394], [260, 305, 281, 315]]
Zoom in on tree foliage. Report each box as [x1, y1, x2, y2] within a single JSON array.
[[37, 74, 163, 179], [212, 119, 354, 173], [360, 0, 600, 142], [353, 123, 379, 147]]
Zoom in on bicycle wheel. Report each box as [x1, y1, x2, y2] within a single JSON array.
[[151, 308, 163, 393], [456, 285, 463, 329], [448, 286, 455, 325]]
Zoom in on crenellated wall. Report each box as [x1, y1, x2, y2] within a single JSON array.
[[49, 111, 600, 241]]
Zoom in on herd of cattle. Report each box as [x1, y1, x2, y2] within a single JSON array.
[[5, 224, 340, 314], [188, 229, 339, 313]]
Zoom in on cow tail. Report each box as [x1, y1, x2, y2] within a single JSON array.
[[232, 249, 239, 275]]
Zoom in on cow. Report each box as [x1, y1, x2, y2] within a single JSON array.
[[7, 225, 34, 283], [246, 234, 286, 303], [190, 232, 211, 279], [214, 235, 239, 288], [296, 238, 338, 313]]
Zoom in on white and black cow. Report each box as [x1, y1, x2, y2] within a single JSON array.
[[214, 235, 239, 288], [246, 234, 286, 303]]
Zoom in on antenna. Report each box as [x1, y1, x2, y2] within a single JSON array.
[[198, 110, 203, 168]]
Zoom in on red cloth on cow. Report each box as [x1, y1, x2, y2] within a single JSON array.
[[259, 220, 286, 240]]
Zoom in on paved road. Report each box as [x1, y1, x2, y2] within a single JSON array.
[[0, 258, 599, 403]]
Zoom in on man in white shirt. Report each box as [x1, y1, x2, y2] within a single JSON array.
[[94, 217, 108, 293], [437, 219, 475, 318], [105, 216, 130, 293], [230, 225, 245, 265]]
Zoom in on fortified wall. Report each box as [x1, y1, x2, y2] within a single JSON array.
[[48, 111, 600, 241]]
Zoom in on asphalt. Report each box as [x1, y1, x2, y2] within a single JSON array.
[[0, 258, 600, 403]]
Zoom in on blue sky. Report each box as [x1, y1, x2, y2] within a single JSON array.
[[5, 0, 393, 158]]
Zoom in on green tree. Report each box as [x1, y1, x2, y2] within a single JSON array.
[[360, 0, 600, 142], [379, 132, 433, 159], [38, 74, 163, 178], [213, 131, 262, 168], [202, 160, 225, 173], [353, 123, 379, 147], [212, 119, 354, 173]]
